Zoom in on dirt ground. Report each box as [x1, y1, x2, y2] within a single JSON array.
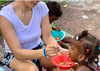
[[55, 1, 100, 38], [0, 1, 100, 70]]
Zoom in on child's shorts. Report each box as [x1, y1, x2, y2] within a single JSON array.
[[4, 42, 45, 71]]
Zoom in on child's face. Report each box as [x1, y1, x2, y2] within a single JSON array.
[[49, 15, 59, 23], [68, 39, 83, 62]]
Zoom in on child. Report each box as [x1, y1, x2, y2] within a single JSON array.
[[47, 1, 72, 49], [46, 1, 62, 31], [68, 30, 100, 71]]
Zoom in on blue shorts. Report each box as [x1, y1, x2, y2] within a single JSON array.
[[4, 42, 45, 71]]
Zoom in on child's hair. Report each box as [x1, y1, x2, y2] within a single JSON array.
[[75, 30, 100, 64], [46, 1, 62, 17]]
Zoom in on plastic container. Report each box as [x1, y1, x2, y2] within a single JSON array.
[[52, 54, 76, 70], [51, 30, 65, 42]]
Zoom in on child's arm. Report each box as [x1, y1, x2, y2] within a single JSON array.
[[62, 36, 73, 43]]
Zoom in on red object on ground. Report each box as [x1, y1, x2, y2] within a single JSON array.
[[52, 54, 76, 70]]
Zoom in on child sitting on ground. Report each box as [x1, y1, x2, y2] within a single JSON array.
[[47, 1, 72, 49], [68, 30, 100, 71]]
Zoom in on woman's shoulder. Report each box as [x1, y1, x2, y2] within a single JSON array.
[[0, 3, 13, 17], [36, 1, 48, 9], [35, 1, 49, 17], [0, 2, 14, 24], [37, 1, 46, 6]]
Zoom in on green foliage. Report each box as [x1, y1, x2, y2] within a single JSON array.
[[43, 0, 49, 4], [0, 1, 5, 4], [0, 1, 13, 10], [0, 1, 13, 5]]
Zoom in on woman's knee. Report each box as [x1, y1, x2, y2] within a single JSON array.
[[10, 58, 39, 71], [13, 63, 39, 71], [23, 64, 39, 71]]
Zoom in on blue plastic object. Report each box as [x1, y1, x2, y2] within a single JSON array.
[[51, 30, 65, 42]]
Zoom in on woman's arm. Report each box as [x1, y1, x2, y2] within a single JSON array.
[[0, 16, 59, 60], [0, 16, 46, 60], [41, 14, 69, 55], [41, 13, 58, 45]]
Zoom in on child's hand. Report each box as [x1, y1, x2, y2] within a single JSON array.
[[52, 27, 61, 31], [55, 27, 61, 31]]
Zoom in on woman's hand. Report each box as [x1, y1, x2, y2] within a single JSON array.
[[45, 44, 60, 57]]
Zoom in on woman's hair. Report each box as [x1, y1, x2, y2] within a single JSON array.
[[46, 1, 62, 17], [75, 30, 100, 64]]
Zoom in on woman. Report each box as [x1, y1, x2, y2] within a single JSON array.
[[0, 0, 60, 71]]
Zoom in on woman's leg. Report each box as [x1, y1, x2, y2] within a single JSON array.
[[40, 57, 60, 71], [40, 57, 56, 69], [10, 58, 39, 71]]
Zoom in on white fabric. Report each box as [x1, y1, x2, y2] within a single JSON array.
[[0, 1, 49, 52]]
